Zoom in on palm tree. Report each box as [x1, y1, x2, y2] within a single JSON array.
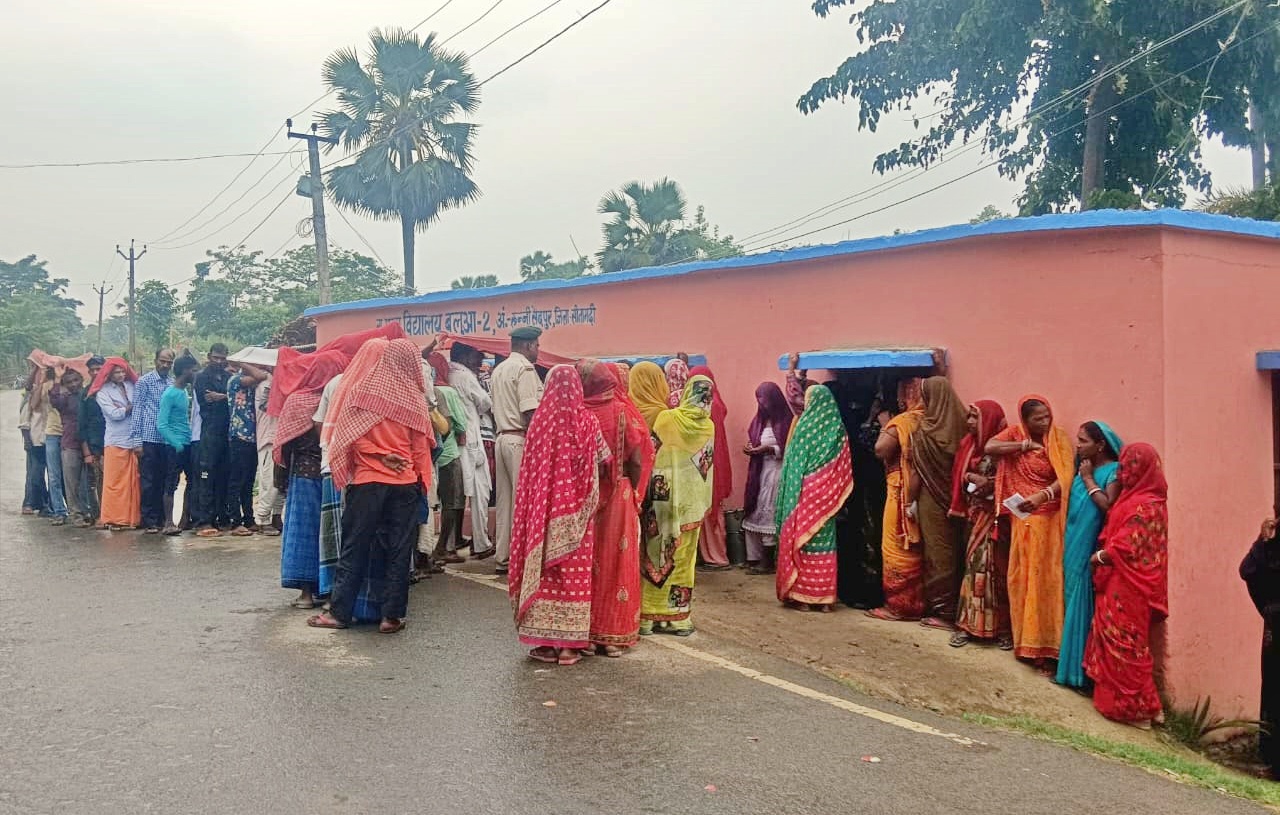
[[1199, 184, 1280, 221], [450, 274, 500, 289], [596, 178, 688, 274], [320, 28, 481, 294]]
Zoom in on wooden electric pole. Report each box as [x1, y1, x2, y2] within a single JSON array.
[[116, 239, 146, 363], [287, 119, 339, 306], [92, 281, 114, 354]]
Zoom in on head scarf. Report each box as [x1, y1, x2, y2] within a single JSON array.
[[325, 338, 432, 490], [272, 349, 347, 464], [994, 394, 1075, 527], [267, 323, 406, 417], [911, 376, 968, 509], [426, 352, 452, 390], [629, 361, 670, 429], [578, 358, 655, 504], [1097, 442, 1169, 618], [664, 359, 690, 408], [87, 357, 138, 396], [611, 361, 631, 391], [744, 381, 793, 518], [775, 385, 853, 604], [1089, 420, 1125, 460], [948, 400, 1007, 517], [507, 365, 606, 624], [688, 365, 731, 506]]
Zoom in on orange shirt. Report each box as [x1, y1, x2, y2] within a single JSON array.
[[351, 419, 434, 490]]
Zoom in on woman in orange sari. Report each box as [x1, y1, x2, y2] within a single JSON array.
[[984, 395, 1074, 666], [867, 379, 925, 621], [577, 360, 655, 655], [1085, 442, 1168, 728]]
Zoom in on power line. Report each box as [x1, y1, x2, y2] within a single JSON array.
[[0, 149, 295, 170], [410, 0, 458, 32], [152, 145, 303, 247], [331, 204, 388, 266], [479, 0, 617, 86], [472, 0, 568, 57], [441, 0, 509, 46], [151, 169, 300, 252]]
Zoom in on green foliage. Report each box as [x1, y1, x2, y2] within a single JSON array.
[[799, 0, 1279, 213], [1201, 183, 1280, 221], [132, 280, 178, 350], [969, 205, 1011, 225], [518, 250, 591, 282], [0, 255, 84, 372], [1162, 697, 1262, 749], [320, 28, 481, 292], [183, 244, 399, 346], [596, 179, 742, 273], [451, 274, 500, 289]]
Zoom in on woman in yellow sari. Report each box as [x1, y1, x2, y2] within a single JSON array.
[[628, 361, 670, 430], [985, 394, 1074, 666], [868, 379, 925, 621], [640, 375, 715, 635]]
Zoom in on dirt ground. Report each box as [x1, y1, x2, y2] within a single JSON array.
[[689, 566, 1169, 747]]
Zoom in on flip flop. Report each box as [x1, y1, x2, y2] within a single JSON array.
[[379, 618, 406, 634], [557, 653, 582, 666], [291, 599, 317, 610], [921, 617, 956, 631], [162, 526, 180, 536], [528, 647, 558, 664], [865, 608, 912, 622], [949, 631, 971, 648], [306, 613, 346, 629]]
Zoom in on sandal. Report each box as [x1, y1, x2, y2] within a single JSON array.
[[746, 564, 775, 575], [557, 651, 582, 666], [196, 527, 221, 538], [379, 618, 406, 634], [231, 526, 253, 537], [997, 635, 1015, 651], [921, 617, 956, 631], [528, 647, 559, 664], [291, 599, 317, 610], [598, 645, 625, 658], [949, 631, 971, 648], [162, 526, 180, 536], [261, 527, 282, 537], [144, 527, 161, 535], [306, 612, 346, 629], [865, 607, 911, 622]]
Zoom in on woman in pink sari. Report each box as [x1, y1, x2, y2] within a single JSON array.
[[508, 365, 610, 666], [577, 360, 655, 655], [689, 364, 732, 569]]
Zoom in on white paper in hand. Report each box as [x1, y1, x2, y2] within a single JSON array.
[[1002, 492, 1032, 520]]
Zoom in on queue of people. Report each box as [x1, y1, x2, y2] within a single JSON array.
[[22, 330, 1266, 752]]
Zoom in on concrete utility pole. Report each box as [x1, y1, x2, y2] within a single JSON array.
[[287, 119, 339, 306], [91, 281, 114, 354], [116, 240, 146, 363]]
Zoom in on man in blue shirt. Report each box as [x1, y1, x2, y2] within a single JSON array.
[[131, 348, 176, 534]]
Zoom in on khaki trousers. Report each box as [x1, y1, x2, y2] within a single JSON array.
[[494, 434, 525, 567]]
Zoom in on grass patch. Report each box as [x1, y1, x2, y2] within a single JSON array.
[[965, 713, 1280, 808]]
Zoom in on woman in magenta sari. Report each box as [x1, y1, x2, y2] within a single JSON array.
[[1084, 442, 1169, 728], [508, 365, 610, 666], [689, 364, 732, 569]]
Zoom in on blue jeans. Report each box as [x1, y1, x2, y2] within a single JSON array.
[[45, 434, 68, 518], [24, 444, 49, 513]]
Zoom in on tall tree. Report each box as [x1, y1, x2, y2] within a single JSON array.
[[798, 0, 1268, 213], [596, 179, 742, 273], [451, 274, 500, 289], [0, 255, 84, 366], [320, 28, 481, 294], [518, 251, 591, 281], [133, 280, 178, 350]]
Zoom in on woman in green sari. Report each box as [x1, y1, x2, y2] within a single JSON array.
[[1057, 420, 1123, 688], [776, 385, 854, 612], [640, 375, 716, 635]]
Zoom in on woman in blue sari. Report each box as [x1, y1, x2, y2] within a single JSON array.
[[1057, 420, 1123, 688]]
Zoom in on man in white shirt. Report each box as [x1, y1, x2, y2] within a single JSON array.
[[448, 341, 495, 560]]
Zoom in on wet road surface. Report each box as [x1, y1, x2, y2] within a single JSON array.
[[0, 391, 1265, 814]]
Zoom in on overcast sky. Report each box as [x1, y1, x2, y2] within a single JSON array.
[[0, 0, 1253, 320]]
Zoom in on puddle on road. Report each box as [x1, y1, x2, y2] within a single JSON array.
[[267, 615, 374, 668]]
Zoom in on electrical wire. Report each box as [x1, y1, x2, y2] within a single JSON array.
[[478, 0, 617, 86], [152, 177, 299, 252], [441, 0, 509, 46], [331, 204, 388, 266], [471, 0, 568, 58], [0, 149, 294, 171]]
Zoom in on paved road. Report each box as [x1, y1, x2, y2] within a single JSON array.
[[0, 391, 1264, 814]]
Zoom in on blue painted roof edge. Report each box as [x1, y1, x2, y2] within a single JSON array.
[[1256, 351, 1280, 371], [305, 209, 1280, 319], [776, 349, 938, 371]]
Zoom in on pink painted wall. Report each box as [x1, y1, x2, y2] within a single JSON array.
[[316, 224, 1274, 715], [1159, 229, 1279, 718]]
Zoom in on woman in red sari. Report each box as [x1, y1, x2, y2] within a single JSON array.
[[689, 365, 732, 569], [577, 360, 655, 656], [1084, 442, 1169, 728], [508, 365, 610, 666]]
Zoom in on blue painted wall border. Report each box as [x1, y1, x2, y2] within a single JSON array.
[[775, 349, 937, 371], [306, 209, 1280, 319], [1256, 351, 1280, 371]]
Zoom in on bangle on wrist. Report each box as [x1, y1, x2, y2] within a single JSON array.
[[1087, 487, 1103, 498]]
